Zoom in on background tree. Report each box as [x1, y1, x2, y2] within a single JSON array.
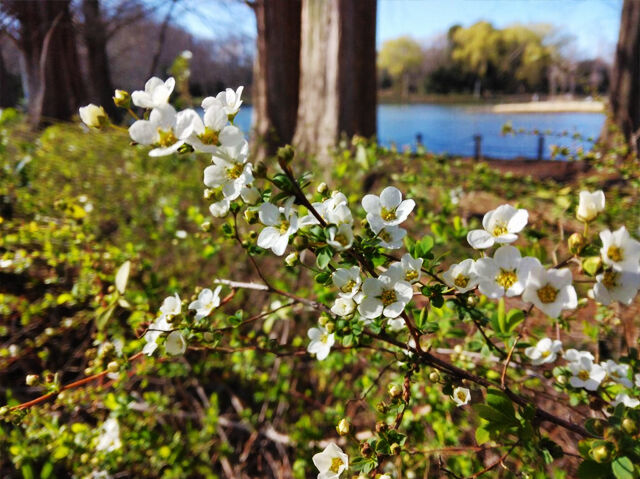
[[378, 36, 424, 98], [0, 0, 86, 127], [293, 0, 377, 163], [605, 0, 640, 155], [250, 0, 301, 160]]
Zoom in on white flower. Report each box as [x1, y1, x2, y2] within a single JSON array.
[[327, 224, 354, 250], [96, 417, 122, 452], [524, 338, 563, 365], [312, 443, 348, 479], [474, 245, 540, 298], [636, 373, 640, 387], [209, 198, 230, 218], [452, 386, 471, 406], [131, 76, 175, 108], [362, 186, 415, 232], [307, 326, 335, 361], [300, 192, 353, 227], [165, 330, 187, 355], [203, 159, 253, 202], [115, 260, 131, 294], [600, 227, 640, 271], [160, 293, 181, 317], [590, 268, 640, 305], [601, 360, 633, 388], [564, 349, 595, 362], [522, 265, 577, 318], [257, 198, 299, 256], [202, 86, 244, 116], [79, 104, 107, 128], [577, 190, 605, 222], [376, 225, 407, 249], [613, 393, 640, 408], [358, 274, 413, 319], [178, 107, 229, 153], [467, 204, 528, 250], [387, 253, 423, 284], [181, 50, 193, 59], [442, 259, 479, 293], [332, 267, 362, 298], [241, 185, 261, 204], [128, 105, 193, 156], [188, 286, 222, 320], [331, 297, 356, 316], [568, 356, 606, 391], [142, 314, 171, 356]]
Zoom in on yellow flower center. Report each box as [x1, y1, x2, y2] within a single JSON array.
[[381, 207, 397, 222], [279, 220, 290, 234], [405, 270, 419, 282], [157, 129, 177, 147], [340, 280, 356, 294], [602, 270, 618, 289], [320, 333, 329, 344], [495, 269, 517, 290], [198, 127, 219, 145], [380, 289, 397, 306], [541, 350, 551, 358], [537, 284, 558, 304], [492, 222, 508, 237], [607, 246, 623, 263], [454, 274, 469, 288], [457, 391, 467, 402], [226, 163, 244, 180], [578, 370, 590, 381], [334, 232, 349, 246], [330, 457, 344, 473]]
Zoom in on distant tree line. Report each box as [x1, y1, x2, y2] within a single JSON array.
[[378, 22, 610, 98]]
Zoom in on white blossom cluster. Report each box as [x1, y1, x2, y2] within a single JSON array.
[[525, 337, 639, 408]]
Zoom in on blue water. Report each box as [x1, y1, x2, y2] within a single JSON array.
[[234, 104, 605, 160]]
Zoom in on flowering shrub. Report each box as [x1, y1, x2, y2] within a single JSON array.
[[1, 76, 640, 478]]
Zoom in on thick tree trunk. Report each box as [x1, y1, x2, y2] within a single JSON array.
[[251, 0, 301, 161], [293, 0, 376, 163], [2, 0, 86, 127], [82, 0, 118, 119], [604, 0, 640, 154]]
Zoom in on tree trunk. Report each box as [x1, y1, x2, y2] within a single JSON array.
[[604, 0, 640, 154], [251, 0, 301, 161], [293, 0, 376, 163], [2, 0, 86, 127], [82, 0, 118, 119]]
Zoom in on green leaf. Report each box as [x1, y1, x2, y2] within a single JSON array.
[[497, 298, 506, 332], [415, 235, 434, 258], [473, 404, 518, 427], [475, 426, 490, 445], [316, 250, 332, 270], [485, 389, 515, 419], [612, 457, 635, 479], [40, 462, 53, 479], [504, 308, 525, 332]]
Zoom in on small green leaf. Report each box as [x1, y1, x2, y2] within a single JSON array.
[[475, 426, 490, 445], [612, 457, 635, 479]]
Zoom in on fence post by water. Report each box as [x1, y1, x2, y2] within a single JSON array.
[[537, 134, 545, 161], [473, 134, 482, 161]]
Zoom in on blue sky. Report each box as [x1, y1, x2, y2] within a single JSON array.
[[175, 0, 623, 60]]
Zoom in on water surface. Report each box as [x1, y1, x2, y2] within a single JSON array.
[[234, 104, 605, 159]]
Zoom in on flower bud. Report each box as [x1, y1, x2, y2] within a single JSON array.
[[0, 406, 8, 417], [568, 232, 586, 255], [466, 295, 478, 307], [622, 418, 638, 435], [113, 89, 131, 108], [200, 221, 212, 232], [325, 322, 335, 333], [429, 371, 440, 383], [577, 190, 605, 223], [277, 145, 295, 165], [316, 182, 329, 195], [389, 442, 401, 455], [376, 402, 388, 413], [590, 444, 611, 463], [360, 442, 372, 456], [107, 361, 119, 373], [388, 384, 402, 398], [293, 236, 307, 251], [79, 104, 108, 128], [285, 252, 299, 267], [336, 418, 351, 436], [244, 210, 258, 224], [26, 374, 38, 386], [253, 162, 268, 179], [556, 374, 567, 385], [375, 421, 388, 433]]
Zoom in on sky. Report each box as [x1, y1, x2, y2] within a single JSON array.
[[174, 0, 623, 61]]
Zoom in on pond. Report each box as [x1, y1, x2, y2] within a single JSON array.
[[234, 104, 605, 160]]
